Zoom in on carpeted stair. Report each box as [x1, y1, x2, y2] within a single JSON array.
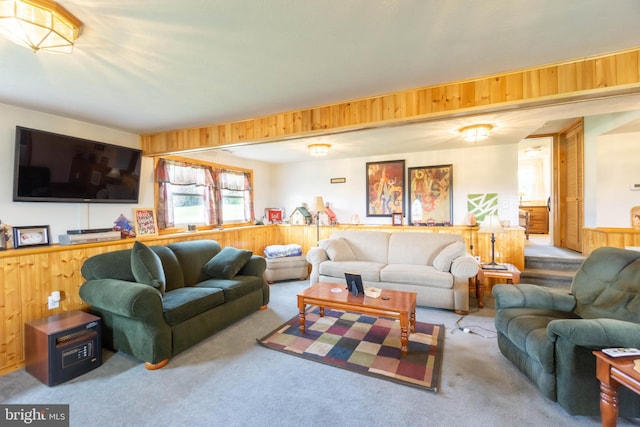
[[521, 256, 585, 290]]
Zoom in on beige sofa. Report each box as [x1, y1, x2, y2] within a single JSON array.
[[306, 231, 479, 313]]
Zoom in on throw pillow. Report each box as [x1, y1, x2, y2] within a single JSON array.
[[203, 246, 253, 279], [131, 241, 166, 294], [433, 241, 466, 272], [319, 238, 356, 261]]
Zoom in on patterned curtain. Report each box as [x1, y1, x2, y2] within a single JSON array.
[[154, 159, 218, 228], [216, 169, 254, 223]]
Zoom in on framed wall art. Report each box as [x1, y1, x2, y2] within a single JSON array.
[[467, 192, 499, 222], [13, 225, 51, 248], [133, 208, 159, 236], [408, 164, 453, 226], [366, 159, 405, 217]]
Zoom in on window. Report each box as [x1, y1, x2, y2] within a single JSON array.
[[218, 170, 253, 224], [155, 158, 254, 230]]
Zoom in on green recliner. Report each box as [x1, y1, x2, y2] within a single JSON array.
[[493, 247, 640, 416]]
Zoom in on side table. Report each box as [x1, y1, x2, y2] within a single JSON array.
[[593, 351, 640, 427], [476, 263, 521, 308]]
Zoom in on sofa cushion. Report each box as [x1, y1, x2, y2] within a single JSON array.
[[387, 232, 463, 265], [167, 240, 222, 285], [331, 231, 390, 264], [380, 264, 453, 288], [433, 241, 467, 272], [162, 287, 225, 326], [319, 260, 386, 282], [131, 241, 166, 294], [150, 246, 185, 291], [202, 247, 253, 280], [571, 247, 640, 322], [319, 238, 356, 261], [195, 276, 264, 301]]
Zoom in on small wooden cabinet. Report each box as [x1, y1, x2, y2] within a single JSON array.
[[519, 205, 549, 234]]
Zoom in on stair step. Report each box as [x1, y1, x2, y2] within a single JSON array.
[[521, 268, 574, 290], [524, 255, 584, 272]]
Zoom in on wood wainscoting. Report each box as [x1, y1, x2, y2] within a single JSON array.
[[0, 224, 524, 376], [582, 227, 640, 255]]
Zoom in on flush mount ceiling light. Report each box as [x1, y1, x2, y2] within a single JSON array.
[[459, 124, 493, 143], [0, 0, 83, 53], [308, 143, 331, 157]]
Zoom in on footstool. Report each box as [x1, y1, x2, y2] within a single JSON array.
[[264, 255, 308, 284]]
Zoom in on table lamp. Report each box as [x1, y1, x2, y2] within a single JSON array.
[[479, 214, 506, 270], [312, 196, 326, 243]]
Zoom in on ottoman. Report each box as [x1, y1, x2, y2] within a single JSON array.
[[264, 255, 308, 284]]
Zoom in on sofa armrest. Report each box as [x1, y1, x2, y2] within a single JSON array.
[[493, 283, 577, 312], [239, 255, 266, 277], [79, 279, 165, 322], [450, 254, 479, 279], [306, 247, 329, 284], [547, 318, 640, 348]]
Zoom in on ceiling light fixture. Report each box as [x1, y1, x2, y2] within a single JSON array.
[[459, 124, 493, 143], [0, 0, 83, 53], [308, 143, 331, 157]]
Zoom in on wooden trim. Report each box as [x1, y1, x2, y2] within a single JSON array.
[[141, 48, 640, 156]]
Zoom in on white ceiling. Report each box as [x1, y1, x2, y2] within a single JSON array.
[[1, 1, 640, 163]]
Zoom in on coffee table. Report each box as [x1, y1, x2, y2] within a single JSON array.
[[297, 282, 417, 355]]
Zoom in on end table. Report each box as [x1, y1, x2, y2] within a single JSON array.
[[476, 263, 521, 308]]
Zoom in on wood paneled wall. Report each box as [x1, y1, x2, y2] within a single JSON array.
[[582, 228, 640, 255], [0, 225, 277, 376], [141, 48, 640, 156], [0, 224, 523, 375]]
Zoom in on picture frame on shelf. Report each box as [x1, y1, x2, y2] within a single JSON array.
[[392, 212, 403, 226], [13, 225, 51, 248], [366, 159, 405, 217], [265, 208, 284, 224], [133, 208, 158, 236], [408, 164, 453, 226]]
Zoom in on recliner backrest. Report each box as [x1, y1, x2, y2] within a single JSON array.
[[572, 247, 640, 322]]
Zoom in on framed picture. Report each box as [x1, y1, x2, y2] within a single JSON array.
[[408, 164, 453, 226], [133, 208, 158, 236], [265, 208, 284, 224], [366, 160, 405, 217], [13, 225, 51, 248], [392, 212, 403, 226]]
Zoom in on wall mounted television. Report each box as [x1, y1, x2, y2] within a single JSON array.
[[13, 126, 142, 203]]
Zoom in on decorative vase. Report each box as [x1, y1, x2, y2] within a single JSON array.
[[351, 214, 360, 225]]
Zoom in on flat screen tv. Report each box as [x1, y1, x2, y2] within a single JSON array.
[[12, 126, 142, 203]]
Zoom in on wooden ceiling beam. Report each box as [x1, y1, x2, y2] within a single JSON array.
[[140, 48, 640, 156]]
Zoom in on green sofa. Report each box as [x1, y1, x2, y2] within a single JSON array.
[[493, 247, 640, 416], [79, 239, 269, 369]]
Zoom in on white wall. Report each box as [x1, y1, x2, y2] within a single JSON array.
[[584, 110, 640, 227], [595, 129, 640, 227], [0, 103, 152, 243], [271, 143, 521, 226], [4, 101, 639, 238]]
